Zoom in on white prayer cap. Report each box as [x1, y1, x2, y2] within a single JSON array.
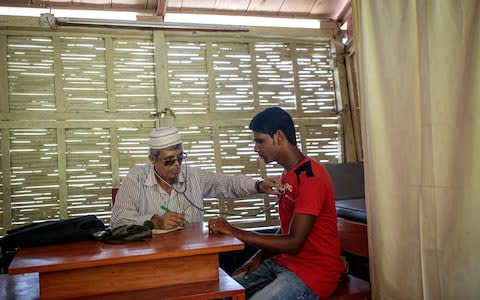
[[148, 127, 182, 149]]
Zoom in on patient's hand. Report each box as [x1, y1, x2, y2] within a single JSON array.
[[208, 217, 234, 235]]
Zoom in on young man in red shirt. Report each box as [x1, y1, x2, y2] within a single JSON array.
[[208, 106, 345, 299]]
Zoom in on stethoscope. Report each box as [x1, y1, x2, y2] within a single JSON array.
[[152, 160, 282, 217]]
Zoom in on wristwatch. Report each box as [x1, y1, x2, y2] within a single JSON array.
[[255, 180, 264, 193]]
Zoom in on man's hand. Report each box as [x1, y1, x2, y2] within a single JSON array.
[[233, 251, 264, 278], [259, 177, 285, 195], [208, 217, 235, 235], [151, 211, 185, 229]]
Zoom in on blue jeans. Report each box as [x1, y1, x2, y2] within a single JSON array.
[[233, 258, 321, 300]]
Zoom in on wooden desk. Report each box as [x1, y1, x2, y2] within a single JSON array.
[[8, 222, 245, 299], [1, 268, 245, 300]]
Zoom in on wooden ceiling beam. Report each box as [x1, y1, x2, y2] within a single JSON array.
[[155, 0, 168, 21]]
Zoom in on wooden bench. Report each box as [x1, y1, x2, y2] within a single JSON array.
[[337, 217, 369, 258], [327, 274, 371, 300], [0, 268, 245, 300], [333, 217, 370, 300]]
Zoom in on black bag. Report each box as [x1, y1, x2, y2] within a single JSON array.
[[101, 224, 152, 244], [0, 215, 105, 273], [0, 215, 105, 248]]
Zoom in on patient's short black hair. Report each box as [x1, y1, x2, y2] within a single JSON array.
[[249, 106, 297, 145]]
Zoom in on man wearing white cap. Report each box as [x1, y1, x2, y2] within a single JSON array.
[[111, 126, 283, 229]]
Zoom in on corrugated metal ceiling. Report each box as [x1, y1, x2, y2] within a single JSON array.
[[0, 0, 351, 22]]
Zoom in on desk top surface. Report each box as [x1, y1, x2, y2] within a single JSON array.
[[8, 222, 243, 275]]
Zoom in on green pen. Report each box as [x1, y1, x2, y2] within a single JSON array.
[[160, 205, 189, 224]]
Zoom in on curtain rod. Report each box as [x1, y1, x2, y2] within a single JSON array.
[[55, 17, 250, 32]]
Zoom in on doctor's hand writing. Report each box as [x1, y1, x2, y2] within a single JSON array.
[[151, 211, 186, 229]]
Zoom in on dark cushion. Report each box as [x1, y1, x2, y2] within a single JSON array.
[[335, 199, 367, 223], [323, 162, 365, 200], [323, 162, 367, 224]]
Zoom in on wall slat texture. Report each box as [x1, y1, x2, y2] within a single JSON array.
[[112, 38, 156, 112], [8, 36, 55, 112], [60, 36, 108, 111]]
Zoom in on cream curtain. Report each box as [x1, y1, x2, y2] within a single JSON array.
[[353, 1, 480, 299]]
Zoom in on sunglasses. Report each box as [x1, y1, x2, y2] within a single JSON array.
[[158, 153, 187, 166]]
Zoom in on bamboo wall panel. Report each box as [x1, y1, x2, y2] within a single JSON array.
[[9, 128, 59, 225], [65, 128, 111, 219], [255, 42, 295, 109], [218, 126, 259, 177], [167, 41, 209, 114], [295, 43, 336, 113], [117, 127, 152, 178], [178, 126, 216, 171], [112, 38, 156, 113], [304, 119, 340, 162], [7, 36, 55, 112], [60, 36, 108, 112], [211, 42, 253, 112]]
